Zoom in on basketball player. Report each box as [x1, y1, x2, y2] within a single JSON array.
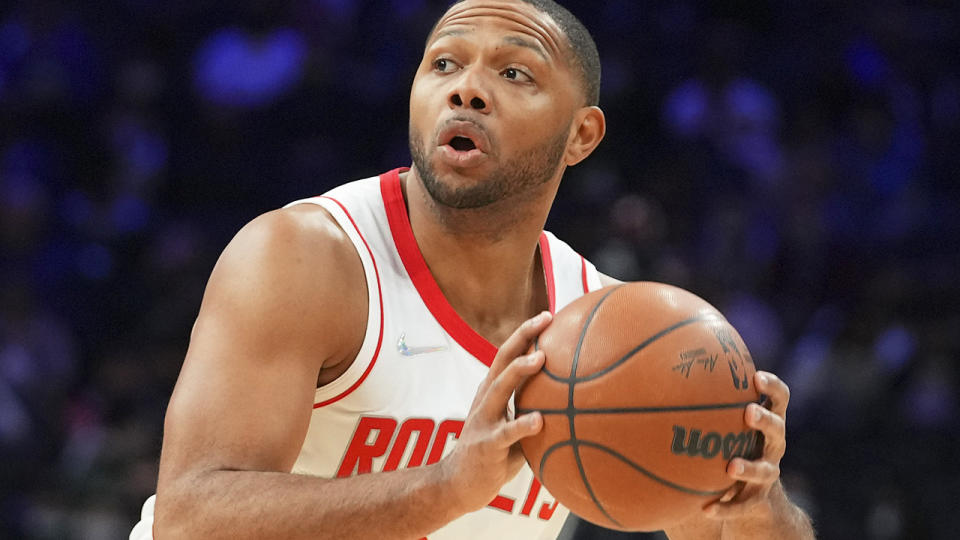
[[132, 1, 814, 538]]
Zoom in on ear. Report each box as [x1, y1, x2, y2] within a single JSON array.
[[564, 106, 606, 166]]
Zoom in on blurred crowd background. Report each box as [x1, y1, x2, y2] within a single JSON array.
[[1, 1, 958, 538]]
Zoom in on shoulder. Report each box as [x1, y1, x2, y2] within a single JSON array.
[[211, 204, 361, 310], [195, 203, 367, 368], [229, 203, 354, 262]]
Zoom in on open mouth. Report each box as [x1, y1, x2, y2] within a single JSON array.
[[436, 121, 489, 167], [448, 135, 477, 152]]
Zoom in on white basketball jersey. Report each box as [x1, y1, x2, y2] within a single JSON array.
[[129, 168, 603, 540], [286, 168, 602, 540]]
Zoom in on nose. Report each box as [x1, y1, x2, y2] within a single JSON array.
[[450, 94, 487, 111], [448, 68, 490, 113]]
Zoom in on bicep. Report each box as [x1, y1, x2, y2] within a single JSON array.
[[157, 208, 366, 485], [161, 316, 319, 476]]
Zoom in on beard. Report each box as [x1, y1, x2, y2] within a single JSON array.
[[409, 123, 569, 209]]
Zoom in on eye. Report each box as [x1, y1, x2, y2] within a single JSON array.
[[433, 58, 458, 73], [502, 67, 532, 83]]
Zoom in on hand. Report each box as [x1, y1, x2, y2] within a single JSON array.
[[704, 370, 789, 520], [438, 311, 551, 513]]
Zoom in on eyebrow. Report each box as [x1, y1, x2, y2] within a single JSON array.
[[502, 35, 548, 60], [431, 28, 468, 43], [431, 28, 549, 61]]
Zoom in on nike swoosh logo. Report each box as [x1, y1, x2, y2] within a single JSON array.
[[396, 333, 447, 357]]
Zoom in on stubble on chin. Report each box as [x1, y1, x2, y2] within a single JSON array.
[[408, 125, 568, 211]]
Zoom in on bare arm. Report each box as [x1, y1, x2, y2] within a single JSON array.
[[154, 206, 551, 539], [662, 481, 812, 540], [596, 273, 815, 539]]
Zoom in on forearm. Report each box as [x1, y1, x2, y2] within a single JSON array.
[[663, 482, 814, 540], [719, 482, 814, 540], [155, 464, 461, 539]]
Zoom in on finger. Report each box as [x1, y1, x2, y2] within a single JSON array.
[[704, 484, 764, 519], [755, 371, 790, 418], [718, 484, 740, 503], [745, 403, 786, 447], [479, 350, 545, 420], [494, 411, 543, 447], [703, 483, 748, 511], [487, 312, 552, 381], [727, 457, 780, 485]]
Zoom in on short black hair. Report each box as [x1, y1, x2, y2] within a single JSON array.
[[439, 0, 602, 106]]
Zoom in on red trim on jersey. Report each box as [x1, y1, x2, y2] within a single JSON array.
[[580, 255, 590, 293], [313, 196, 385, 408], [380, 169, 499, 365], [538, 233, 556, 314]]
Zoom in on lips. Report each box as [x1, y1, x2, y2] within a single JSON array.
[[434, 119, 492, 169], [436, 120, 491, 155]]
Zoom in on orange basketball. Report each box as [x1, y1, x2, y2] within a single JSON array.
[[516, 282, 763, 531]]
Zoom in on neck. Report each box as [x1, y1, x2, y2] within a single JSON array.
[[400, 167, 560, 344]]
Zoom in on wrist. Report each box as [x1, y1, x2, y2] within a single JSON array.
[[424, 459, 471, 520], [722, 482, 812, 539]]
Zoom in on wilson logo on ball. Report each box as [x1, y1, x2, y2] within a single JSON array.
[[670, 425, 760, 460]]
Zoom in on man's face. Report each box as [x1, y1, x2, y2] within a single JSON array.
[[409, 0, 581, 209]]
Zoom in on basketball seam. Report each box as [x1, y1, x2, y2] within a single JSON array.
[[539, 314, 723, 384], [539, 439, 732, 498], [566, 285, 624, 528], [518, 399, 759, 416], [578, 441, 732, 497]]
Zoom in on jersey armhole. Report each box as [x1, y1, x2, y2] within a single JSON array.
[[284, 196, 384, 408], [580, 256, 603, 293], [539, 231, 603, 311]]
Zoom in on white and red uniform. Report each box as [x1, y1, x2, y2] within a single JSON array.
[[130, 168, 602, 540]]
